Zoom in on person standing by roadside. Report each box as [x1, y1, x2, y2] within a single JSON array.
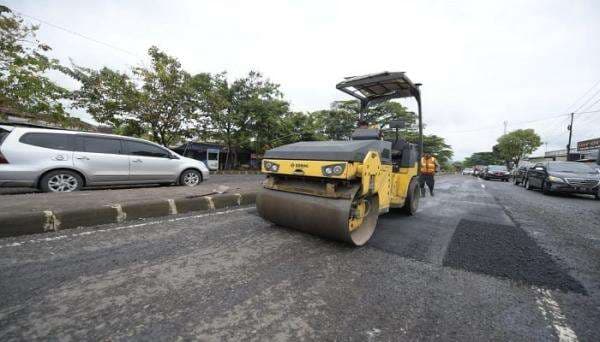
[[420, 152, 439, 196]]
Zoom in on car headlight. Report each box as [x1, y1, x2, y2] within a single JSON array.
[[547, 175, 565, 183], [322, 163, 345, 176]]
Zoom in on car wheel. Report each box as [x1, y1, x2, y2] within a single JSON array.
[[179, 169, 202, 187], [40, 170, 83, 193], [595, 190, 600, 200], [542, 181, 552, 195], [525, 179, 532, 190]]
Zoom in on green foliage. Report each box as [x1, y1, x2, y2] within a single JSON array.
[[65, 46, 210, 146], [197, 71, 290, 166], [311, 108, 356, 140], [463, 151, 503, 167], [405, 132, 454, 165], [496, 129, 542, 165], [451, 161, 464, 171], [0, 6, 70, 120], [312, 100, 417, 141], [276, 111, 321, 145]]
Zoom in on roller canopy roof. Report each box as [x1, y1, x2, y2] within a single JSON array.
[[336, 71, 421, 105]]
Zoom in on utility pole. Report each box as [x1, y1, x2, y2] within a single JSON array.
[[566, 112, 574, 160], [503, 121, 508, 135]]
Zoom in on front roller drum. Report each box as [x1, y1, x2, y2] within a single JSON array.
[[256, 188, 379, 246]]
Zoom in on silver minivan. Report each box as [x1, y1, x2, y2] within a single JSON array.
[[0, 124, 210, 192]]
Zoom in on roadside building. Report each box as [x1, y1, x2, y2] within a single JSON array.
[[526, 140, 599, 166], [0, 106, 109, 132], [544, 149, 567, 161], [525, 150, 564, 163], [171, 142, 222, 171], [576, 138, 600, 165]]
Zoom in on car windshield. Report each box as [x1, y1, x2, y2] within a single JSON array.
[[488, 165, 507, 171], [548, 162, 595, 173]]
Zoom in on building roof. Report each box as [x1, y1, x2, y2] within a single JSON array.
[[0, 106, 98, 131]]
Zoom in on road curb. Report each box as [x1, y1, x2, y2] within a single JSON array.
[[0, 191, 258, 239]]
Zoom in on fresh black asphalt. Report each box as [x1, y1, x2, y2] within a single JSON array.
[[443, 219, 585, 294]]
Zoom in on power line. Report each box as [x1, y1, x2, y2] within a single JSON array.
[[563, 78, 600, 112], [574, 108, 600, 116], [14, 10, 141, 60], [572, 87, 600, 113], [444, 112, 570, 134], [443, 107, 600, 136], [578, 96, 600, 113]]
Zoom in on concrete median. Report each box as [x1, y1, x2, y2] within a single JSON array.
[[0, 191, 258, 239]]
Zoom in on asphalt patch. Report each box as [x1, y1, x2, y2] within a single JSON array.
[[443, 219, 586, 294]]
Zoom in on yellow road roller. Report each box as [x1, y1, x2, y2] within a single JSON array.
[[256, 72, 424, 246]]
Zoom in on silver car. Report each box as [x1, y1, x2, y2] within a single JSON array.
[[0, 124, 210, 192]]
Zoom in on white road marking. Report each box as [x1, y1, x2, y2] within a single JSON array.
[[0, 207, 252, 249], [481, 184, 486, 188], [535, 288, 578, 341]]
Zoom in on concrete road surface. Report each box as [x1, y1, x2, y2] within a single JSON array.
[[1, 175, 598, 341]]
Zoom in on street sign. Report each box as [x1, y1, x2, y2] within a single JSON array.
[[577, 138, 600, 151]]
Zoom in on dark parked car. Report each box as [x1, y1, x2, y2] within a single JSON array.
[[524, 161, 600, 199], [482, 165, 510, 181], [513, 160, 532, 186]]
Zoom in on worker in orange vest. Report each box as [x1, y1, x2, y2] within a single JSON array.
[[420, 152, 439, 197]]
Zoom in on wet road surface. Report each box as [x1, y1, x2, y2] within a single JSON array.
[[1, 175, 598, 341]]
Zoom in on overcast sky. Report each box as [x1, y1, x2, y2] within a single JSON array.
[[7, 0, 600, 160]]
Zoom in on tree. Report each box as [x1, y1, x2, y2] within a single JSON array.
[[496, 129, 542, 166], [65, 46, 209, 146], [406, 132, 454, 165], [200, 71, 289, 168], [0, 6, 70, 122], [235, 71, 289, 154], [312, 108, 356, 140], [276, 111, 321, 145], [463, 151, 503, 167], [312, 100, 417, 141], [311, 100, 453, 163], [452, 161, 464, 171]]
